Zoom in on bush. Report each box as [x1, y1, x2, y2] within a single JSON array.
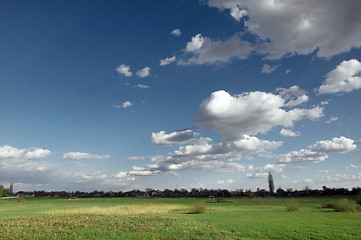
[[286, 198, 299, 212], [319, 202, 333, 209], [189, 201, 207, 214], [331, 199, 359, 213], [355, 194, 361, 206]]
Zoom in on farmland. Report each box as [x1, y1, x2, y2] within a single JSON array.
[[0, 197, 360, 239]]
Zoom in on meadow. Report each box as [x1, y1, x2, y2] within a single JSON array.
[[0, 196, 360, 239]]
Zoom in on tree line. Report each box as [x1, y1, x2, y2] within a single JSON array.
[[9, 186, 361, 199]]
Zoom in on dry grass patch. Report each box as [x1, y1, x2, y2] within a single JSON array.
[[45, 204, 187, 216]]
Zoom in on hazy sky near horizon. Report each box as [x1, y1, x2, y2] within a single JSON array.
[[1, 0, 361, 192]]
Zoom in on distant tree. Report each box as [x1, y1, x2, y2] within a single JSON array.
[[268, 172, 275, 196], [0, 185, 7, 197]]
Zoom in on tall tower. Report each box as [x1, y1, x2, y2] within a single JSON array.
[[268, 173, 274, 196]]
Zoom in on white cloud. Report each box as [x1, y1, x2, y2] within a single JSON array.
[[116, 64, 132, 77], [206, 0, 361, 59], [134, 84, 149, 89], [256, 163, 286, 173], [279, 136, 357, 164], [319, 59, 361, 94], [160, 56, 176, 66], [151, 130, 199, 145], [217, 179, 234, 185], [246, 172, 268, 179], [171, 135, 281, 162], [280, 129, 301, 137], [114, 171, 128, 179], [128, 134, 278, 177], [321, 173, 361, 182], [285, 69, 291, 75], [185, 34, 204, 52], [170, 29, 182, 36], [62, 152, 110, 160], [276, 86, 309, 107], [281, 174, 289, 179], [179, 33, 253, 65], [136, 67, 150, 78], [0, 145, 51, 163], [128, 166, 160, 176], [0, 145, 139, 191], [304, 178, 314, 184], [127, 156, 145, 161], [310, 136, 356, 153], [122, 101, 132, 108], [195, 89, 322, 140], [326, 117, 338, 124], [261, 64, 279, 73], [346, 164, 361, 170], [247, 163, 285, 179], [208, 1, 248, 22]]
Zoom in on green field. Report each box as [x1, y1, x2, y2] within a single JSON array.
[[0, 196, 360, 239]]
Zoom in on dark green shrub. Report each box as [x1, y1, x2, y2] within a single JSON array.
[[189, 201, 207, 214], [355, 194, 361, 206], [332, 199, 358, 213], [286, 198, 299, 212]]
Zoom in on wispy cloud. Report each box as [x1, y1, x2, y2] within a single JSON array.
[[261, 64, 279, 73], [63, 152, 110, 160], [170, 28, 182, 36], [160, 56, 176, 66]]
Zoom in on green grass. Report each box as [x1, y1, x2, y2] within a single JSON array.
[[1, 196, 360, 239]]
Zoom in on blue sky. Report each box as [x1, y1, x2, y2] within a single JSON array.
[[1, 0, 361, 192]]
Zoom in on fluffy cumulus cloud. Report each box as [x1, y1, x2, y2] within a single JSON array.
[[195, 89, 322, 140], [179, 33, 254, 65], [0, 145, 51, 163], [116, 64, 132, 77], [318, 59, 361, 94], [280, 128, 301, 137], [130, 134, 280, 176], [160, 56, 176, 66], [279, 136, 357, 164], [151, 130, 199, 145], [206, 0, 361, 59], [136, 67, 150, 78], [261, 64, 279, 73], [62, 152, 110, 160], [171, 135, 281, 161], [170, 29, 182, 36]]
